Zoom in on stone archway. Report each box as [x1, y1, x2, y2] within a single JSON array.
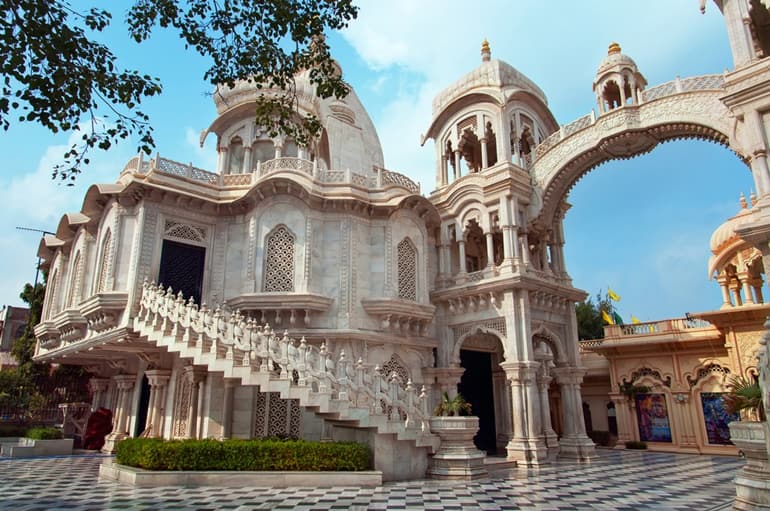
[[529, 81, 749, 232]]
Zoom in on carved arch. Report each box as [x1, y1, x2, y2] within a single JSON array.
[[452, 326, 507, 365]]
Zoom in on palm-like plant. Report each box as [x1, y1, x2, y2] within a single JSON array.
[[724, 375, 765, 421], [433, 392, 473, 417]]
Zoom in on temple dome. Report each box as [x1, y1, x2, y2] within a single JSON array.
[[430, 58, 548, 118], [595, 42, 641, 76], [709, 195, 754, 254]]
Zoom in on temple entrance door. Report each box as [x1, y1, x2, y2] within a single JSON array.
[[134, 374, 150, 437], [459, 349, 497, 454], [157, 239, 206, 304]]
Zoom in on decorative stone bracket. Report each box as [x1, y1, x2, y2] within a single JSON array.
[[80, 292, 129, 333], [447, 292, 500, 314], [226, 293, 333, 327], [361, 298, 435, 336]]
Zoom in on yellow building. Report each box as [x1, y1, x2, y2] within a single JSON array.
[[582, 196, 769, 455]]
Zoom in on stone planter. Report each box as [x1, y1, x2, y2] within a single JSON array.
[[0, 437, 74, 457], [729, 421, 770, 510], [426, 416, 487, 480]]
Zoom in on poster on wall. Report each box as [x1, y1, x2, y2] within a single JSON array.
[[701, 392, 739, 445], [635, 393, 672, 442]]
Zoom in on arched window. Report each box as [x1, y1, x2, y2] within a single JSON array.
[[262, 226, 295, 292], [96, 229, 112, 292], [65, 251, 82, 308], [228, 137, 244, 174], [397, 238, 417, 301], [45, 269, 60, 319]]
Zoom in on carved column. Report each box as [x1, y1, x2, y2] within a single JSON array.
[[718, 273, 733, 309], [519, 231, 531, 267], [501, 361, 548, 465], [480, 137, 488, 169], [738, 272, 756, 305], [102, 374, 136, 453], [216, 146, 228, 174], [221, 377, 238, 439], [454, 150, 461, 179], [185, 366, 208, 439], [485, 232, 495, 269], [671, 391, 698, 452], [145, 369, 171, 437], [457, 240, 467, 274], [610, 394, 633, 446], [552, 367, 596, 461], [89, 377, 110, 412], [538, 374, 559, 459], [242, 146, 252, 175]]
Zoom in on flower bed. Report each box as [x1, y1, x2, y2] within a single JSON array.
[[116, 438, 372, 472]]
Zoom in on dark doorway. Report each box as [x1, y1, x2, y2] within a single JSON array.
[[134, 374, 151, 437], [458, 349, 497, 454], [157, 239, 206, 304]]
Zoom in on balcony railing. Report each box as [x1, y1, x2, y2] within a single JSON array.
[[121, 155, 420, 194]]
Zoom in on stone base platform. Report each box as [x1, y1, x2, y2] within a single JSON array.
[[98, 462, 383, 487]]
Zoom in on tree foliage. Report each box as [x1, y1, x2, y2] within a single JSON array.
[[1, 0, 358, 181], [576, 292, 613, 340]]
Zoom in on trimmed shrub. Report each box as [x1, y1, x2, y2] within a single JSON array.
[[624, 440, 648, 450], [25, 427, 63, 440], [116, 437, 372, 472]]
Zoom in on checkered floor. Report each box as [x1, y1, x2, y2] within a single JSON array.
[[0, 449, 743, 510]]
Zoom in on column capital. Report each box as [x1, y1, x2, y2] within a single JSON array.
[[89, 377, 110, 393], [184, 365, 208, 384], [551, 366, 587, 385], [500, 361, 539, 383], [113, 374, 136, 390], [145, 369, 172, 387]]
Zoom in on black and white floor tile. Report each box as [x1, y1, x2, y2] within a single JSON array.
[[0, 449, 743, 510]]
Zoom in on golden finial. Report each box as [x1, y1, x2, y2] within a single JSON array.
[[481, 39, 491, 62], [608, 42, 621, 55]]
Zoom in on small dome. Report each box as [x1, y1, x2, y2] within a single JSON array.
[[431, 57, 548, 117], [709, 195, 754, 253], [596, 42, 641, 76]]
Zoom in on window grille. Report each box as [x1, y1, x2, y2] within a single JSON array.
[[263, 226, 295, 292], [397, 238, 417, 301]]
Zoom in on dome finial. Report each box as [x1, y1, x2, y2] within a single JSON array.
[[751, 190, 758, 206], [608, 42, 621, 55], [740, 192, 748, 209], [481, 39, 491, 62]]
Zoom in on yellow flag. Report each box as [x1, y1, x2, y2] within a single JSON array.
[[631, 315, 641, 324], [608, 288, 621, 302], [601, 309, 614, 325]]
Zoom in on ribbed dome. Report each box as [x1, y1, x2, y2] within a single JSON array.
[[709, 197, 754, 253], [431, 58, 548, 116], [596, 42, 640, 75]]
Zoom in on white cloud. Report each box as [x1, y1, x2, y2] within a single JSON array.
[[0, 131, 131, 307]]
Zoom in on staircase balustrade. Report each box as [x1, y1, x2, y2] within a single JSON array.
[[135, 280, 434, 439]]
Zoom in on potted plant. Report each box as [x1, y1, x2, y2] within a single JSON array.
[[725, 375, 770, 510], [427, 392, 487, 480]]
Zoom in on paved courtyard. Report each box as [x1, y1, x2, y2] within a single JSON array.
[[0, 449, 743, 510]]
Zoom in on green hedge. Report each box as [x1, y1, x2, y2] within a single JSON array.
[[25, 427, 63, 440], [116, 438, 373, 471], [624, 440, 648, 450]]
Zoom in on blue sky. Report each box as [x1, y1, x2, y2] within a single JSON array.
[[0, 1, 755, 322]]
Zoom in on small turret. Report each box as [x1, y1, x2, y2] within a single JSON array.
[[593, 43, 647, 114]]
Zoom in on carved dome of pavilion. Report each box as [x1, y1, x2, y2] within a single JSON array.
[[709, 194, 755, 254], [596, 42, 640, 75], [430, 44, 549, 119], [202, 65, 385, 175]]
